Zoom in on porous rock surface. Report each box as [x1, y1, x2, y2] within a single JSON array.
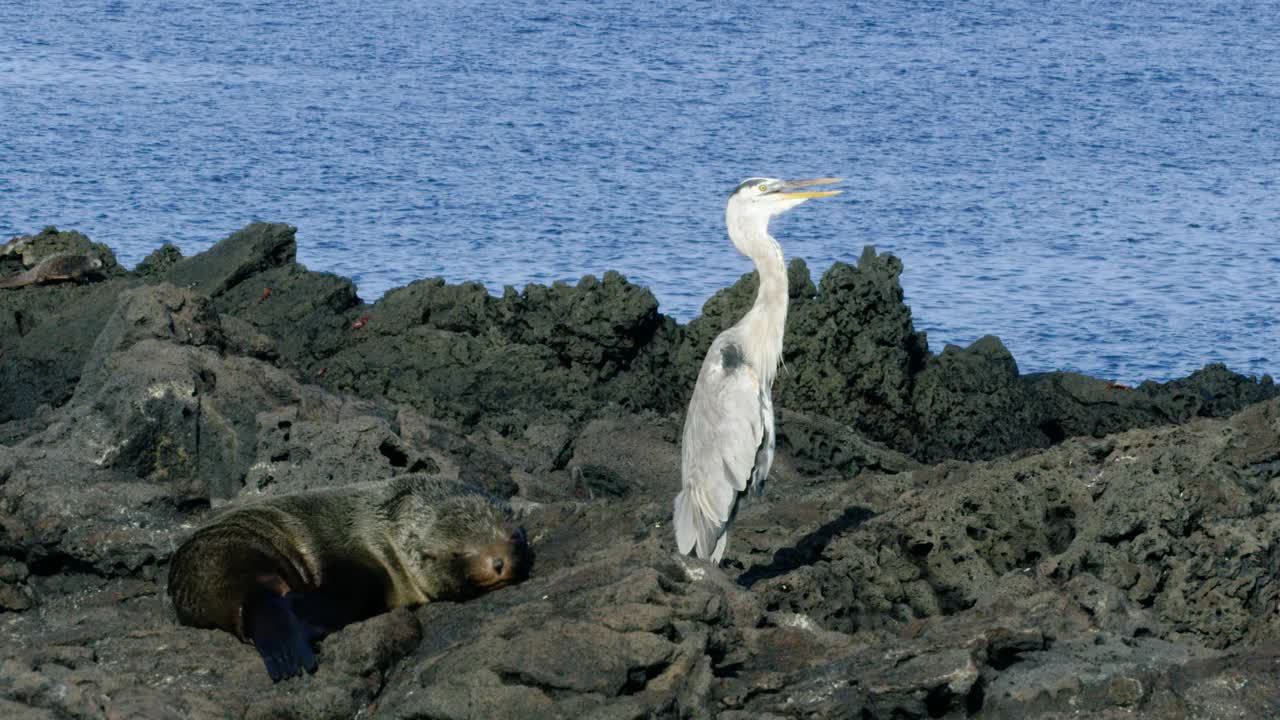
[[1, 223, 1277, 718]]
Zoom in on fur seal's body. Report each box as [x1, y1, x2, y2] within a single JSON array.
[[0, 253, 103, 289], [168, 475, 532, 681]]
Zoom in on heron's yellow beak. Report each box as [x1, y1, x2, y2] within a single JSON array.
[[779, 177, 842, 199]]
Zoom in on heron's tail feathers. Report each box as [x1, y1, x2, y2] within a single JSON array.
[[710, 529, 729, 564], [673, 490, 723, 560]]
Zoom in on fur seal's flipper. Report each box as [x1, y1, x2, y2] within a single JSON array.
[[247, 587, 317, 682]]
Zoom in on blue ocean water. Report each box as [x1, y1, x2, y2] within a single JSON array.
[[1, 1, 1277, 384]]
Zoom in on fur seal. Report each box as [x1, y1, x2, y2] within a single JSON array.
[[167, 475, 532, 682], [0, 253, 103, 289]]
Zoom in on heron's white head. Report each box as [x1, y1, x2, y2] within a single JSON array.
[[725, 177, 842, 255]]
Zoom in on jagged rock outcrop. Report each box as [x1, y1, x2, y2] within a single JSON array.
[[682, 246, 1275, 462], [1, 222, 1278, 718], [0, 228, 129, 431]]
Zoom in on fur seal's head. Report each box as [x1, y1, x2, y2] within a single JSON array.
[[381, 475, 533, 600]]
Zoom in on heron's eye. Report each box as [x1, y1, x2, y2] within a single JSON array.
[[758, 184, 769, 192]]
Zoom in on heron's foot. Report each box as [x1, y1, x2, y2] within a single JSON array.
[[508, 497, 547, 518], [672, 552, 723, 582]]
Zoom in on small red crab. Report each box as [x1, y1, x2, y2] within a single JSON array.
[[351, 315, 370, 330], [258, 287, 272, 303], [1106, 382, 1132, 391]]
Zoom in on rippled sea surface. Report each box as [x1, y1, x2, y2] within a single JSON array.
[[2, 1, 1277, 383]]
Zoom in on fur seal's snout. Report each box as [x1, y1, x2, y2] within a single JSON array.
[[460, 527, 533, 595]]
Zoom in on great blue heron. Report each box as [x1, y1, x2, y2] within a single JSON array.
[[673, 177, 842, 563]]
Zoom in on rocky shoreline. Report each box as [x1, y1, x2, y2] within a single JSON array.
[[1, 223, 1277, 718]]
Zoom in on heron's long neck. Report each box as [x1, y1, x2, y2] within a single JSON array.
[[731, 220, 788, 387]]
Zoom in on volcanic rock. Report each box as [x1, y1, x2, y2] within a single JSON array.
[[1, 223, 1278, 718], [0, 228, 130, 431]]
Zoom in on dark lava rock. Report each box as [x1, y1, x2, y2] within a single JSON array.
[[31, 283, 299, 501], [1147, 362, 1278, 417], [370, 531, 770, 720], [741, 399, 1280, 652], [135, 242, 184, 277], [0, 228, 131, 430], [242, 402, 522, 498], [3, 223, 1280, 718], [910, 335, 1047, 463], [1023, 364, 1279, 452], [7, 224, 1276, 466], [159, 223, 364, 368], [212, 261, 361, 364], [156, 225, 681, 432], [307, 272, 672, 431], [778, 249, 930, 452], [164, 222, 297, 297], [0, 575, 427, 720], [565, 413, 681, 500], [0, 557, 33, 612], [776, 408, 917, 479]]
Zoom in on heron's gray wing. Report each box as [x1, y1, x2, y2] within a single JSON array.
[[673, 340, 765, 560]]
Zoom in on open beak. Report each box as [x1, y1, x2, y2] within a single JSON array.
[[778, 177, 842, 199]]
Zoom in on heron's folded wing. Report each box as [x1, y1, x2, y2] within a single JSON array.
[[675, 358, 765, 557]]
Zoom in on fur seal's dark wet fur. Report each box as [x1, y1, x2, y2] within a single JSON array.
[[167, 475, 532, 681]]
